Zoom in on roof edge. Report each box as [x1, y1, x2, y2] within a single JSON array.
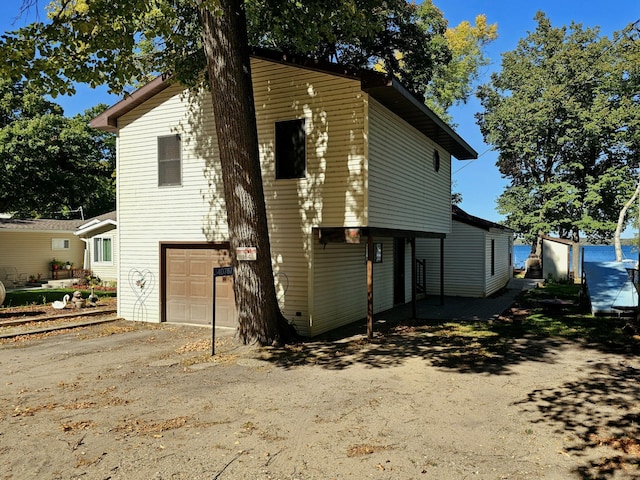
[[90, 74, 173, 133], [452, 205, 513, 232], [90, 49, 477, 160]]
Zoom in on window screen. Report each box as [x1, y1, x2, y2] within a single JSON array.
[[158, 135, 182, 186], [52, 238, 70, 250], [275, 119, 306, 179]]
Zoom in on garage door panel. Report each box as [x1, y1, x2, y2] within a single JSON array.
[[215, 306, 235, 328], [189, 260, 210, 277], [189, 280, 210, 299], [165, 247, 236, 327], [168, 279, 187, 296], [189, 304, 211, 325], [168, 261, 187, 275], [167, 302, 187, 323]]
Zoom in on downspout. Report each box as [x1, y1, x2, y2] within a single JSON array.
[[80, 238, 91, 271]]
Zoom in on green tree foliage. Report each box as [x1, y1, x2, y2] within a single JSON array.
[[0, 78, 115, 218], [477, 12, 640, 249], [246, 0, 451, 98], [424, 13, 497, 122]]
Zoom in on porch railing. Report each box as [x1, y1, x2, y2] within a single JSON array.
[[416, 258, 426, 294]]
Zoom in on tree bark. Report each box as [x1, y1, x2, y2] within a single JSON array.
[[614, 174, 640, 262], [197, 0, 296, 345]]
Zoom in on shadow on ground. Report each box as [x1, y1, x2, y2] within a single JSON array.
[[261, 302, 640, 376], [517, 360, 640, 479], [258, 303, 640, 478]]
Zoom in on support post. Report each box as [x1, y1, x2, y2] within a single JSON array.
[[367, 232, 374, 340], [410, 237, 416, 319], [440, 238, 445, 306]]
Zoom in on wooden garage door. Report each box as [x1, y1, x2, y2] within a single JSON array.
[[165, 247, 236, 327]]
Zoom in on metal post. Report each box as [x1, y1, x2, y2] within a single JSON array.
[[212, 270, 216, 356], [367, 232, 374, 340]]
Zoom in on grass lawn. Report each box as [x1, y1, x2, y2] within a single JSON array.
[[431, 282, 640, 358], [2, 288, 117, 308]]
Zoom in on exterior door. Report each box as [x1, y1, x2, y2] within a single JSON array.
[[165, 246, 236, 327], [394, 238, 405, 305]]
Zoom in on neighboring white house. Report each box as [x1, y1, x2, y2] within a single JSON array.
[[417, 206, 514, 298], [74, 211, 118, 283], [90, 48, 478, 336], [541, 235, 573, 281]]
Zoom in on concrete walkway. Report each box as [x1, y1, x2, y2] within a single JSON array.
[[375, 277, 540, 325]]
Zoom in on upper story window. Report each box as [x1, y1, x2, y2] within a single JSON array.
[[93, 236, 113, 264], [275, 119, 306, 179], [433, 149, 441, 173], [52, 238, 70, 250], [158, 135, 182, 186]]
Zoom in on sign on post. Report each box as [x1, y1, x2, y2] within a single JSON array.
[[236, 246, 257, 261], [212, 266, 234, 356]]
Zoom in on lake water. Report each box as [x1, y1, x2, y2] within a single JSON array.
[[513, 244, 639, 270]]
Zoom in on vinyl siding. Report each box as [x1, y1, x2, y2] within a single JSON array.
[[115, 60, 367, 330], [252, 59, 367, 228], [417, 222, 512, 298], [311, 236, 394, 336], [86, 232, 118, 282], [0, 231, 84, 283], [117, 84, 223, 322], [367, 98, 451, 233], [486, 230, 512, 295]]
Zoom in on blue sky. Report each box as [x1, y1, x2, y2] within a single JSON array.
[[2, 0, 640, 231]]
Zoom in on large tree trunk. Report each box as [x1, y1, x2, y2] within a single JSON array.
[[614, 175, 640, 262], [197, 0, 295, 345]]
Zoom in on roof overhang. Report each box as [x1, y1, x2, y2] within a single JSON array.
[[90, 49, 477, 160], [90, 74, 173, 133], [318, 226, 446, 245], [360, 72, 477, 160], [452, 205, 514, 232], [75, 219, 117, 238]]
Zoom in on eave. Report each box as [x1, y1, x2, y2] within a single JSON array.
[[90, 49, 478, 160]]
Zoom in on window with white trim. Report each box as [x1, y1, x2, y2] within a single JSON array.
[[93, 236, 113, 264], [158, 135, 182, 186], [52, 238, 70, 250]]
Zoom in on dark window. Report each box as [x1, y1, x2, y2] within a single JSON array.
[[158, 135, 181, 186], [275, 119, 306, 179], [491, 239, 495, 276], [433, 149, 440, 172]]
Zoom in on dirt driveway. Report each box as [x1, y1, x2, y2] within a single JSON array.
[[1, 319, 639, 479]]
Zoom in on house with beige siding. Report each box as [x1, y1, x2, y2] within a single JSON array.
[[74, 211, 118, 283], [91, 48, 477, 336], [0, 218, 85, 286], [417, 206, 514, 298]]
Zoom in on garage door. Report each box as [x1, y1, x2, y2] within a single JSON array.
[[165, 247, 236, 327]]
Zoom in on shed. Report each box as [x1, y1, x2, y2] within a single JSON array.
[[417, 206, 514, 298], [541, 236, 573, 281]]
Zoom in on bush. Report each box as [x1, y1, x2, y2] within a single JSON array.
[[1, 288, 116, 308]]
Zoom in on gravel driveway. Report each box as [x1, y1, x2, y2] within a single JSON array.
[[1, 319, 639, 479]]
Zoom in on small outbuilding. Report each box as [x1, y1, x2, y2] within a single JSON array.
[[417, 206, 514, 298], [541, 235, 573, 281]]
